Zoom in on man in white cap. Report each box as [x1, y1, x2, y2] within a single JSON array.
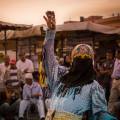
[[19, 73, 45, 120]]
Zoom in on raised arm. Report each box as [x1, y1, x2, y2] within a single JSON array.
[[42, 11, 59, 90], [42, 11, 67, 91]]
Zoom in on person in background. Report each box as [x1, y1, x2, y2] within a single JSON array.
[[32, 51, 40, 83], [108, 49, 120, 119], [16, 52, 34, 84], [63, 55, 71, 68], [43, 11, 117, 120], [0, 53, 4, 63], [5, 85, 20, 120], [0, 89, 20, 120], [59, 57, 64, 66], [39, 61, 47, 87], [96, 51, 114, 101], [0, 55, 10, 120], [95, 57, 104, 84], [0, 55, 11, 120], [0, 55, 10, 91], [19, 73, 45, 120], [33, 71, 40, 82], [32, 52, 39, 72], [0, 91, 9, 120], [4, 59, 23, 98], [0, 59, 21, 120]]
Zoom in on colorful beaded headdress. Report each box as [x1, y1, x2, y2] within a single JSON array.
[[71, 44, 94, 61]]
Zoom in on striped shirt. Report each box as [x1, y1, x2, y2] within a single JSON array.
[[6, 68, 19, 87]]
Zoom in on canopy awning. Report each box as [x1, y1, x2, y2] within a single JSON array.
[[56, 21, 120, 35], [0, 21, 32, 30], [0, 25, 41, 40]]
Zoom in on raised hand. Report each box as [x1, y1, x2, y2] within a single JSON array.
[[43, 11, 56, 30]]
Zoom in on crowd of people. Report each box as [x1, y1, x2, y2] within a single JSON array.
[[0, 52, 45, 120], [0, 11, 120, 120]]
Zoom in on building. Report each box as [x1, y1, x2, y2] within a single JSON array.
[[57, 15, 120, 58], [65, 13, 120, 28]]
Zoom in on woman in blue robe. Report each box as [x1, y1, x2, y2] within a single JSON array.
[[43, 11, 117, 120]]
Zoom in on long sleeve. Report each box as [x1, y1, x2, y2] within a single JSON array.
[[28, 60, 34, 73], [91, 81, 117, 120], [38, 85, 43, 99], [91, 81, 107, 115], [43, 30, 67, 92]]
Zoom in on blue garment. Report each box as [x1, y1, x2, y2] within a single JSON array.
[[23, 82, 43, 100], [43, 30, 117, 120], [51, 81, 107, 115]]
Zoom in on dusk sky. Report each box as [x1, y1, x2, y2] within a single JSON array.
[[0, 0, 120, 25]]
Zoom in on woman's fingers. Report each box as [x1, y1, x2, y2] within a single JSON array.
[[44, 11, 56, 29], [43, 16, 48, 23], [43, 16, 50, 28]]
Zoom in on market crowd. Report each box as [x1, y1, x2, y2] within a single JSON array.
[[0, 11, 120, 120]]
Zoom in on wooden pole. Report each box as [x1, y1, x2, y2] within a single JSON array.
[[16, 39, 18, 60], [29, 38, 32, 58], [4, 30, 7, 55], [34, 44, 36, 54]]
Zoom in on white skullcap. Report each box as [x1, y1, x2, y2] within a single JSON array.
[[25, 73, 33, 79]]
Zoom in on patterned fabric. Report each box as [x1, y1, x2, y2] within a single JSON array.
[[46, 110, 82, 120], [43, 30, 116, 120], [71, 44, 94, 61], [50, 81, 107, 116], [42, 30, 67, 93], [53, 112, 82, 120]]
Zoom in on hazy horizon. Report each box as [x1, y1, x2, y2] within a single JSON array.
[[0, 0, 120, 25]]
